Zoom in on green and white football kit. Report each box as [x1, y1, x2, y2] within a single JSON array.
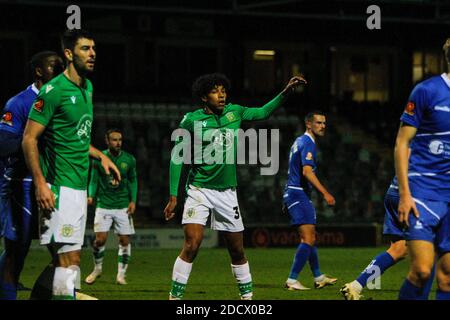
[[88, 150, 137, 235], [28, 73, 93, 253]]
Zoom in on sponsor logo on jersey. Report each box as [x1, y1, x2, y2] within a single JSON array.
[[434, 105, 450, 112], [405, 102, 415, 116], [45, 84, 54, 94], [202, 121, 207, 127], [76, 114, 93, 144], [61, 224, 74, 237], [306, 152, 313, 160], [0, 112, 13, 126], [33, 99, 44, 112], [429, 140, 445, 155]]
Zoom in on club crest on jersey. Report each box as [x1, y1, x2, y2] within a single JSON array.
[[61, 224, 74, 237], [186, 208, 196, 218], [120, 162, 128, 169], [226, 112, 236, 122], [71, 96, 77, 104], [33, 99, 44, 112], [306, 152, 313, 160], [405, 102, 415, 116], [0, 112, 13, 126]]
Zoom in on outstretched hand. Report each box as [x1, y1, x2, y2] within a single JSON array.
[[281, 75, 307, 95]]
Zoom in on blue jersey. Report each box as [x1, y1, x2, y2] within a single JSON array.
[[0, 84, 38, 135], [285, 133, 317, 195], [390, 74, 450, 202]]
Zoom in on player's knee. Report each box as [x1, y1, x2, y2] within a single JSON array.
[[410, 267, 433, 284], [436, 265, 450, 290], [119, 237, 129, 246], [183, 238, 201, 255]]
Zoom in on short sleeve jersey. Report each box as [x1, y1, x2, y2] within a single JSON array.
[[391, 74, 450, 201], [28, 73, 94, 190], [0, 84, 39, 135], [286, 133, 317, 195]]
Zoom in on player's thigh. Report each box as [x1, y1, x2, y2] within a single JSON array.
[[112, 208, 135, 235], [183, 223, 205, 246], [386, 239, 407, 260], [208, 188, 244, 232], [284, 189, 316, 226], [40, 185, 87, 247], [94, 208, 114, 233], [182, 185, 211, 226], [383, 192, 405, 238], [408, 240, 435, 274]]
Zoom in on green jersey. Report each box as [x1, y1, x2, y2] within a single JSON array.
[[28, 73, 93, 190], [88, 150, 137, 209], [169, 93, 286, 196]]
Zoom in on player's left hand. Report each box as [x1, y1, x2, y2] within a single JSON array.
[[127, 202, 136, 215], [99, 153, 121, 183], [281, 75, 307, 95]]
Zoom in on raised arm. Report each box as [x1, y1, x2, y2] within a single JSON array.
[[241, 76, 307, 121], [22, 119, 55, 210]]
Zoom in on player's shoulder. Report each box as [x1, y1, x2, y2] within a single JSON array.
[[414, 75, 443, 93], [122, 150, 136, 161], [5, 86, 34, 109], [226, 103, 243, 111], [39, 74, 64, 98]]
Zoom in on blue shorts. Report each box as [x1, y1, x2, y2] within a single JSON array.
[[283, 187, 316, 226], [0, 157, 33, 242], [383, 188, 450, 254]]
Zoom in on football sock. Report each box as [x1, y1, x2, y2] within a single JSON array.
[[356, 252, 395, 288], [308, 246, 322, 278], [170, 256, 192, 299], [0, 283, 16, 300], [398, 278, 425, 300], [288, 243, 312, 280], [118, 244, 131, 276], [93, 245, 105, 271], [436, 290, 450, 300], [231, 262, 253, 299], [52, 267, 76, 300]]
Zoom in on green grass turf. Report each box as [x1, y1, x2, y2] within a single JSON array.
[[16, 247, 434, 300]]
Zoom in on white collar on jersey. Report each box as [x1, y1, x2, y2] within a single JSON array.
[[31, 83, 39, 95], [441, 73, 450, 89], [304, 131, 315, 143]]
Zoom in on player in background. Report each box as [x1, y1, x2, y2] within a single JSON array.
[[393, 38, 450, 300], [85, 129, 137, 285], [340, 149, 434, 300], [282, 111, 337, 291], [164, 73, 306, 300], [0, 51, 63, 300], [22, 29, 120, 300]]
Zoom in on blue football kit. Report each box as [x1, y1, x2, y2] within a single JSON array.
[[384, 74, 450, 254], [0, 84, 37, 243], [283, 132, 317, 225]]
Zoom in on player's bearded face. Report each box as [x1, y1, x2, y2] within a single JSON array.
[[72, 38, 96, 74], [310, 115, 326, 137], [107, 133, 122, 152], [202, 85, 227, 111]]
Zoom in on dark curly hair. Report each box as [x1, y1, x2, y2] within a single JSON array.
[[191, 73, 231, 103]]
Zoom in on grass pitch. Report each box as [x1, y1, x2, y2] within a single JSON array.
[[17, 247, 428, 300]]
